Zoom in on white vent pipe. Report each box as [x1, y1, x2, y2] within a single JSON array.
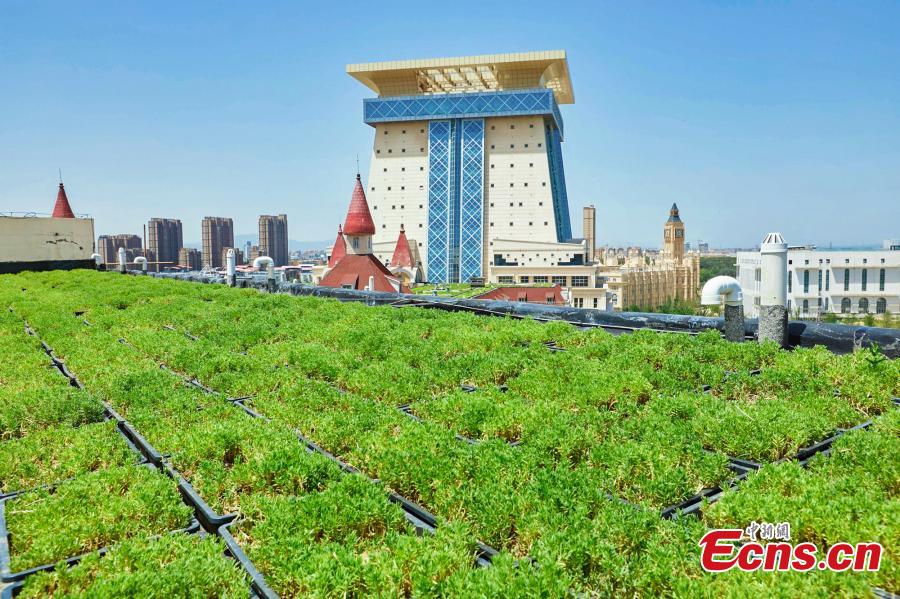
[[367, 275, 375, 292], [226, 249, 237, 287], [701, 276, 744, 342], [117, 247, 127, 273], [90, 253, 102, 269], [759, 232, 789, 347], [253, 256, 275, 291], [701, 276, 744, 306], [134, 256, 148, 274]]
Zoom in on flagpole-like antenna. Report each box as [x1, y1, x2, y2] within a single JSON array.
[[58, 168, 62, 184], [356, 154, 359, 176]]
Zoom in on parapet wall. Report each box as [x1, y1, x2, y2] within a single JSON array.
[[0, 216, 95, 269]]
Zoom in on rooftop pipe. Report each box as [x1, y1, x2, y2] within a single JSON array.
[[253, 256, 275, 292], [759, 232, 789, 347], [701, 275, 745, 342]]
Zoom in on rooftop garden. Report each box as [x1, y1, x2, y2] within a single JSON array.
[[0, 270, 897, 597]]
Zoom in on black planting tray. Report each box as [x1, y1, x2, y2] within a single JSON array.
[[217, 522, 279, 599]]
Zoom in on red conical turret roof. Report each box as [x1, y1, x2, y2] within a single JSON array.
[[52, 183, 75, 218], [342, 174, 375, 235], [391, 225, 414, 268], [328, 224, 347, 268]]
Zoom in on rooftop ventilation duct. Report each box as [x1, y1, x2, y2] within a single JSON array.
[[253, 256, 276, 292], [759, 232, 789, 347], [226, 249, 237, 287], [701, 276, 744, 342]]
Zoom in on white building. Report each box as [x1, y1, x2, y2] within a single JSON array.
[[348, 51, 579, 284], [737, 244, 900, 318]]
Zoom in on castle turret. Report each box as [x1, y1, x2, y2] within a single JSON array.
[[342, 174, 375, 255]]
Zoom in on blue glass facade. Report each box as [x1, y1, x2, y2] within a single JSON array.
[[459, 119, 485, 283], [427, 118, 484, 284], [545, 124, 572, 241], [427, 121, 452, 283], [366, 89, 564, 138]]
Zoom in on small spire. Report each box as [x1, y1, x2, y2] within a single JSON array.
[[52, 182, 76, 219], [343, 173, 375, 236]]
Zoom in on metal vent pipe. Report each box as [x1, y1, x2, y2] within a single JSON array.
[[226, 249, 236, 287], [701, 275, 745, 342], [117, 247, 127, 274], [253, 256, 275, 292], [759, 232, 789, 346]]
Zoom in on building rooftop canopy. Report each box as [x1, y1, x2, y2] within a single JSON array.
[[347, 50, 574, 104]]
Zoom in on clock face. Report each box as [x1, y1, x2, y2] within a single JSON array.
[[675, 230, 683, 238]]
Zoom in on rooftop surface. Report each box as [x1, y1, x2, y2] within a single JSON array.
[[347, 50, 575, 104], [0, 270, 897, 596]]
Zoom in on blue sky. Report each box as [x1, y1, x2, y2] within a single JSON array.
[[1, 1, 898, 248]]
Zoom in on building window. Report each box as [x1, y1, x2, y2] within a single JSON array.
[[802, 299, 809, 314], [498, 276, 514, 284], [824, 297, 829, 311], [787, 272, 792, 293], [803, 270, 809, 293], [826, 270, 830, 291], [879, 268, 885, 291], [534, 276, 548, 283], [552, 276, 566, 286], [817, 269, 822, 290], [490, 145, 495, 149], [573, 298, 583, 308], [844, 269, 850, 291], [520, 276, 530, 283], [572, 276, 588, 287], [859, 298, 869, 313], [593, 298, 598, 308], [876, 298, 886, 314], [862, 269, 867, 291], [841, 298, 851, 313]]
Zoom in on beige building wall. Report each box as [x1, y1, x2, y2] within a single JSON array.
[[484, 115, 559, 276], [0, 217, 95, 262], [367, 121, 430, 265]]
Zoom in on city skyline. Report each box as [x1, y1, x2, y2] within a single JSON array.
[[2, 2, 898, 248]]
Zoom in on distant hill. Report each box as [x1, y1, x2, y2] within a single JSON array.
[[184, 235, 331, 252]]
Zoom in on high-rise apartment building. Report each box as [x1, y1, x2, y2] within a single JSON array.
[[259, 214, 289, 266], [178, 247, 202, 270], [147, 218, 183, 272], [201, 217, 234, 268], [97, 234, 142, 265], [347, 51, 578, 283]]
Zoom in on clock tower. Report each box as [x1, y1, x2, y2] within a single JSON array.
[[663, 203, 685, 261]]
